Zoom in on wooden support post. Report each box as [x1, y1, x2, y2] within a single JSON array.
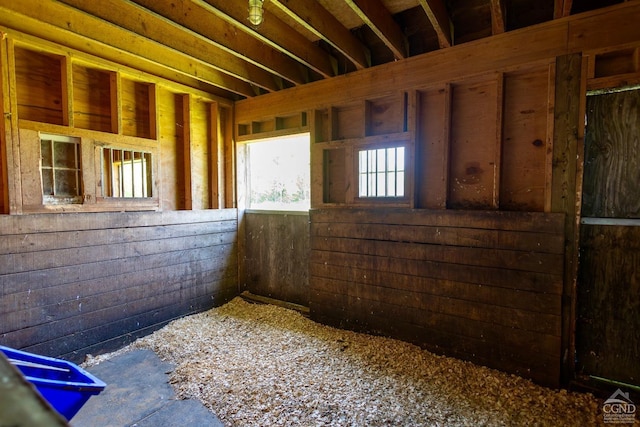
[[182, 94, 192, 210], [109, 71, 121, 134], [0, 33, 10, 214], [209, 101, 221, 209], [223, 106, 235, 209], [61, 55, 72, 127], [551, 53, 582, 385], [4, 38, 21, 213], [494, 73, 504, 209], [148, 83, 157, 140]]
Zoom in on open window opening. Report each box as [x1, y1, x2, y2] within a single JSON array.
[[247, 133, 310, 211]]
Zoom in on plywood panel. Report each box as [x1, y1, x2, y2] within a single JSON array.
[[582, 90, 640, 218], [501, 68, 551, 211], [448, 79, 499, 209]]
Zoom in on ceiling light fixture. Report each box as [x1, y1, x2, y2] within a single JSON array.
[[248, 0, 264, 26]]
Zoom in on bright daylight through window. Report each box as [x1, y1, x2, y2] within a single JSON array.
[[248, 133, 310, 211], [358, 146, 405, 197]]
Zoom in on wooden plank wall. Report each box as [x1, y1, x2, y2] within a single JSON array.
[[0, 209, 238, 362], [243, 212, 309, 306], [310, 208, 565, 387], [576, 225, 640, 385]]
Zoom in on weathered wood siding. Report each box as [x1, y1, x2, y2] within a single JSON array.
[[243, 212, 309, 306], [576, 89, 640, 386], [576, 225, 640, 385], [0, 209, 238, 362], [310, 208, 565, 386]]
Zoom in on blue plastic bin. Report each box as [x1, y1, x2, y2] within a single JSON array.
[[0, 345, 106, 421]]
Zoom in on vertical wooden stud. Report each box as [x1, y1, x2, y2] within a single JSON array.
[[551, 53, 582, 385], [5, 39, 22, 214], [148, 83, 157, 140], [61, 56, 72, 127], [0, 34, 10, 214], [110, 72, 121, 134], [442, 83, 452, 209], [345, 146, 354, 204], [405, 91, 417, 209], [182, 94, 192, 210], [210, 101, 221, 209], [545, 62, 557, 213], [493, 73, 504, 209], [224, 106, 235, 209]]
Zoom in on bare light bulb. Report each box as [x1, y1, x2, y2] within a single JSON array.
[[249, 0, 264, 26]]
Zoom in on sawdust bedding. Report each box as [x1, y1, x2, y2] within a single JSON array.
[[86, 297, 602, 426]]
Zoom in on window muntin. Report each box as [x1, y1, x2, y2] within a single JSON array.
[[358, 146, 405, 198], [102, 147, 152, 198], [40, 134, 82, 203]]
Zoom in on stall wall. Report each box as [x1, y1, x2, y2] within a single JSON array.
[[0, 32, 238, 361], [235, 3, 640, 387], [0, 210, 237, 362], [242, 212, 310, 307]]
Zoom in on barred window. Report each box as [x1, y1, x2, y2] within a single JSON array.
[[358, 146, 405, 198], [102, 147, 152, 198]]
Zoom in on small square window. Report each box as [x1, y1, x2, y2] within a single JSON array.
[[101, 147, 153, 198], [40, 134, 83, 204], [358, 146, 405, 198]]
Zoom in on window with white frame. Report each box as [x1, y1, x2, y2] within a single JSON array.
[[40, 134, 83, 204], [358, 146, 405, 198]]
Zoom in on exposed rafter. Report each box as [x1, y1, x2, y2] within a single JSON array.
[[0, 0, 254, 97], [58, 0, 282, 93], [345, 0, 407, 60], [131, 0, 309, 86], [554, 0, 574, 18], [201, 0, 337, 78], [0, 0, 621, 101], [489, 0, 506, 34], [417, 0, 453, 48], [268, 0, 371, 70]]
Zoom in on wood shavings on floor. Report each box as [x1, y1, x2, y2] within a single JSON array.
[[111, 297, 599, 426]]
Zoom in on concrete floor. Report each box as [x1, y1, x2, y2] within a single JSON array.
[[71, 349, 224, 427]]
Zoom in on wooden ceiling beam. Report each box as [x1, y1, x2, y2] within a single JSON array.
[[417, 0, 453, 48], [554, 0, 573, 18], [131, 0, 308, 86], [489, 0, 506, 34], [200, 0, 337, 79], [268, 0, 371, 70], [0, 0, 255, 97], [344, 0, 407, 60], [58, 0, 281, 93]]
